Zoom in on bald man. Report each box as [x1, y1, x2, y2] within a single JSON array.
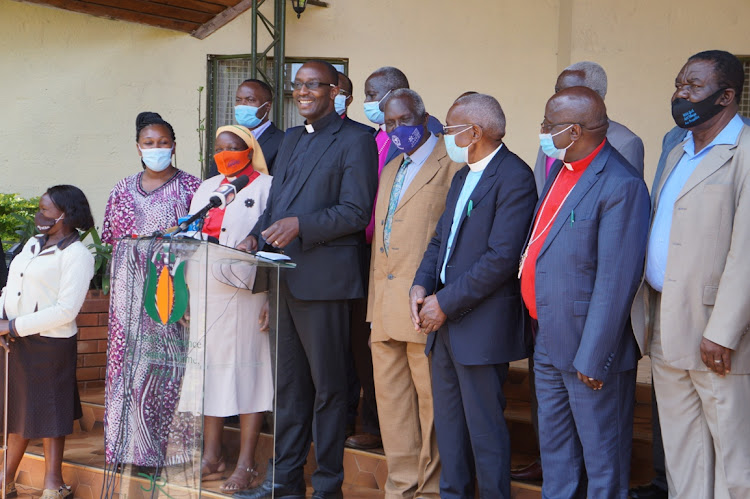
[[410, 94, 537, 498], [531, 61, 644, 196], [519, 87, 650, 497], [516, 61, 645, 483]]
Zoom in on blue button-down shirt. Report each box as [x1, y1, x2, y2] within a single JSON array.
[[440, 144, 503, 283], [645, 114, 745, 291]]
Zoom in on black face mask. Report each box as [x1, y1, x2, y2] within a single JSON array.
[[671, 87, 727, 129]]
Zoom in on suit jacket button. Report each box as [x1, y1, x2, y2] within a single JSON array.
[[380, 247, 384, 253], [387, 274, 394, 280]]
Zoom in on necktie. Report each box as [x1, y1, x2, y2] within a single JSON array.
[[383, 157, 411, 255]]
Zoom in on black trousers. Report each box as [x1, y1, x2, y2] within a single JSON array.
[[431, 328, 511, 499], [272, 279, 350, 493], [346, 243, 379, 435]]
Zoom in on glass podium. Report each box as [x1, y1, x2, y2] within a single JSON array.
[[102, 236, 293, 499]]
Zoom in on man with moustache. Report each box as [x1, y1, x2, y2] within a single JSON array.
[[236, 60, 377, 499]]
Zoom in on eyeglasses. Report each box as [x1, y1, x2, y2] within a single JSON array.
[[292, 80, 337, 91], [540, 121, 576, 133], [443, 124, 475, 135], [337, 88, 351, 96]]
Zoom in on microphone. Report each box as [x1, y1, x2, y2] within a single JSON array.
[[173, 175, 251, 234], [209, 175, 250, 209]]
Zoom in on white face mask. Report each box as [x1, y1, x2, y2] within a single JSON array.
[[139, 145, 174, 172], [539, 124, 574, 160]]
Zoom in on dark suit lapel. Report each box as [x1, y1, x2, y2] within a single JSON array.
[[537, 145, 610, 259], [522, 159, 562, 249], [437, 168, 467, 273], [271, 126, 304, 204], [257, 123, 275, 147], [280, 119, 341, 210], [449, 148, 506, 240]]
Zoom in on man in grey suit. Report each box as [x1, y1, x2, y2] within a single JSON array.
[[513, 59, 646, 483], [531, 61, 644, 195]]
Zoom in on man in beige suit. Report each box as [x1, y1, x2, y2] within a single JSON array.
[[631, 50, 750, 498], [367, 88, 461, 499]]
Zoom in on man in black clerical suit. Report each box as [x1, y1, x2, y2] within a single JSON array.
[[236, 60, 378, 499]]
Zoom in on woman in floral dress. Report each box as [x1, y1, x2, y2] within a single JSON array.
[[101, 112, 200, 468]]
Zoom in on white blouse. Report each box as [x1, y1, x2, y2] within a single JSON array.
[[0, 236, 94, 338]]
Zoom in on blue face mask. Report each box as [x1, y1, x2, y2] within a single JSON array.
[[443, 127, 472, 163], [539, 124, 574, 160], [139, 146, 173, 172], [334, 94, 348, 116], [235, 103, 268, 129], [363, 89, 393, 125], [389, 124, 425, 152]]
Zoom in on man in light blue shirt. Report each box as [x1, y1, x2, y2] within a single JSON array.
[[632, 50, 750, 499], [410, 93, 537, 498], [646, 114, 745, 291]]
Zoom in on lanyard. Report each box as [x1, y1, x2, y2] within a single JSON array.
[[518, 167, 574, 279]]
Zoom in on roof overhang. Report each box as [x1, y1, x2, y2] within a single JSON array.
[[12, 0, 254, 39]]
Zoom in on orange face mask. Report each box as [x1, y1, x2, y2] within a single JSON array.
[[215, 149, 251, 176]]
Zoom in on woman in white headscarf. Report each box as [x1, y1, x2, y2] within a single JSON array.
[[190, 125, 273, 493]]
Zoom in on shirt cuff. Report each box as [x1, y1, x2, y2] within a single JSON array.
[[8, 319, 18, 338]]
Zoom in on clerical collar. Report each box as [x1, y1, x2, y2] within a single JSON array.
[[304, 110, 339, 134], [564, 139, 606, 172], [468, 143, 503, 172]]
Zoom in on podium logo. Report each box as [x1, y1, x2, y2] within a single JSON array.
[[144, 254, 189, 325]]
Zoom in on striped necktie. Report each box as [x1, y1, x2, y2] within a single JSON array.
[[383, 157, 411, 255]]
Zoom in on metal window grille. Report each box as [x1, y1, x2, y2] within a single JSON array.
[[206, 55, 347, 177], [740, 58, 750, 118]]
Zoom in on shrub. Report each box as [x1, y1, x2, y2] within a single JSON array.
[[0, 193, 39, 251]]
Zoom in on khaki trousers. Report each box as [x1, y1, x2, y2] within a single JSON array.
[[372, 338, 440, 499], [651, 294, 750, 499]]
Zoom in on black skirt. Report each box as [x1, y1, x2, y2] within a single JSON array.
[[3, 334, 82, 439]]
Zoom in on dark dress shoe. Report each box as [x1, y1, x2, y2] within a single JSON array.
[[233, 476, 305, 499], [311, 491, 343, 499], [510, 459, 543, 481], [345, 432, 382, 450], [629, 483, 668, 499]]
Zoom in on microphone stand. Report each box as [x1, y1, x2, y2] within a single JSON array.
[[171, 203, 216, 236]]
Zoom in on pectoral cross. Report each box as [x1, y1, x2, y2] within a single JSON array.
[[518, 245, 529, 280]]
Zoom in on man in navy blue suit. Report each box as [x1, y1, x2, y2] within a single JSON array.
[[519, 86, 650, 498], [410, 93, 537, 498]]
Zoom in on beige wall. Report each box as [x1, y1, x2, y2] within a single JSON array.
[[569, 0, 750, 183], [1, 0, 749, 226], [284, 0, 561, 170], [0, 0, 272, 222]]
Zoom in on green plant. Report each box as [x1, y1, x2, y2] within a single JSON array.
[[80, 226, 112, 294], [0, 193, 39, 250]]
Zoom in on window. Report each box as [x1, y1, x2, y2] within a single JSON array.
[[740, 57, 750, 118], [205, 55, 348, 174]]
